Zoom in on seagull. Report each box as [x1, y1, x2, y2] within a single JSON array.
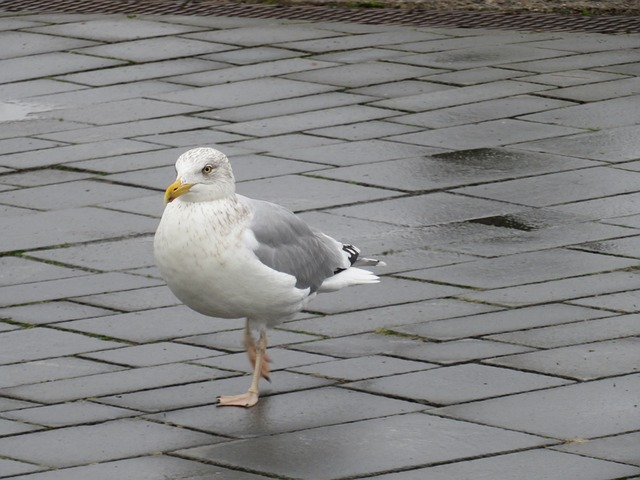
[[154, 147, 385, 407]]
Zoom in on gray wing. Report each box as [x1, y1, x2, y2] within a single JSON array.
[[240, 196, 348, 293]]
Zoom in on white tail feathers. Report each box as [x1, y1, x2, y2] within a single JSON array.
[[354, 257, 387, 267], [318, 267, 380, 293]]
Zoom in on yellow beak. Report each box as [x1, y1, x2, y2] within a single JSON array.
[[164, 178, 193, 204]]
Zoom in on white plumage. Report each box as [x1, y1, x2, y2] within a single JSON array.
[[154, 147, 384, 407]]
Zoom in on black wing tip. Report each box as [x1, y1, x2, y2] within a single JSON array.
[[342, 244, 360, 266]]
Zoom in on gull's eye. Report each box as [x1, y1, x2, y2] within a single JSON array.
[[202, 164, 214, 175]]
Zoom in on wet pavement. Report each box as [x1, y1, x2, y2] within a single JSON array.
[[0, 7, 639, 480]]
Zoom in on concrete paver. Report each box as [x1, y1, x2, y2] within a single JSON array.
[[0, 7, 639, 480]]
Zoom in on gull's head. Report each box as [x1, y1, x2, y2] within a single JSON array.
[[164, 147, 235, 204]]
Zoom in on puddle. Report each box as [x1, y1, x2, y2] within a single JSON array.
[[468, 214, 538, 231], [0, 101, 53, 122]]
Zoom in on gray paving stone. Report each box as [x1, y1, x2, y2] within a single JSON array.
[[0, 397, 36, 412], [100, 371, 333, 412], [0, 119, 88, 141], [0, 52, 123, 84], [28, 236, 154, 272], [310, 47, 414, 63], [372, 449, 640, 480], [67, 147, 184, 173], [41, 98, 202, 126], [423, 66, 529, 85], [291, 355, 432, 380], [0, 458, 43, 477], [330, 192, 520, 227], [2, 363, 223, 403], [601, 213, 640, 229], [279, 29, 441, 53], [219, 105, 397, 137], [349, 79, 453, 99], [179, 328, 317, 353], [0, 168, 93, 187], [308, 120, 422, 140], [600, 63, 640, 75], [554, 431, 640, 467], [309, 276, 465, 315], [0, 31, 97, 58], [288, 331, 429, 359], [135, 129, 247, 147], [0, 418, 41, 436], [505, 49, 640, 73], [487, 338, 640, 380], [369, 248, 476, 275], [76, 37, 233, 63], [0, 257, 85, 287], [177, 413, 550, 480], [523, 69, 630, 87], [56, 58, 220, 86], [103, 165, 190, 191], [398, 338, 534, 364], [0, 357, 122, 389], [56, 305, 240, 343], [73, 285, 180, 312], [390, 119, 584, 150], [82, 342, 219, 367], [0, 328, 121, 365], [0, 139, 162, 169], [487, 313, 640, 348], [526, 34, 640, 53], [517, 124, 640, 163], [183, 24, 341, 47], [154, 77, 335, 109], [463, 271, 640, 307], [0, 180, 154, 211], [37, 116, 222, 144], [226, 133, 340, 153], [2, 401, 138, 427], [552, 191, 640, 221], [570, 290, 640, 313], [0, 137, 61, 155], [575, 234, 640, 259], [405, 249, 638, 289], [540, 76, 640, 102], [389, 31, 557, 53], [443, 221, 635, 258], [148, 387, 423, 438], [236, 174, 398, 211], [348, 364, 570, 405], [0, 272, 161, 306], [312, 148, 598, 191], [283, 298, 496, 337], [393, 44, 567, 70], [194, 347, 330, 373], [201, 91, 375, 123], [277, 139, 435, 166], [435, 374, 640, 439], [395, 304, 612, 341], [27, 17, 203, 41], [202, 45, 301, 65], [522, 95, 640, 130], [8, 455, 271, 480], [372, 80, 551, 112], [393, 95, 575, 129], [26, 80, 186, 108], [285, 62, 428, 88], [0, 418, 218, 468], [169, 58, 339, 86]]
